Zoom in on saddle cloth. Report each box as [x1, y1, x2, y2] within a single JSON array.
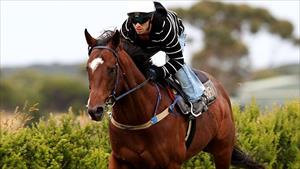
[[166, 71, 217, 115]]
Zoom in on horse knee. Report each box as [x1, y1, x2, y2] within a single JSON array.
[[109, 153, 133, 169]]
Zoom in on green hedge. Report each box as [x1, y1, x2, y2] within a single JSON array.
[[0, 70, 88, 112], [0, 112, 110, 169], [0, 101, 299, 169]]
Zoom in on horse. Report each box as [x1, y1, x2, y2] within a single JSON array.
[[85, 29, 264, 169]]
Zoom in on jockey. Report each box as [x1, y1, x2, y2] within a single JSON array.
[[120, 1, 206, 115]]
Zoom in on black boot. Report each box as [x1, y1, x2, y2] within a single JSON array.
[[191, 94, 208, 117], [176, 96, 190, 115]]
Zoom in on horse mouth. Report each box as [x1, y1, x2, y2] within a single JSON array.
[[88, 106, 104, 121]]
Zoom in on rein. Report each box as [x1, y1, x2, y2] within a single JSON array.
[[89, 45, 150, 106], [88, 45, 170, 130]]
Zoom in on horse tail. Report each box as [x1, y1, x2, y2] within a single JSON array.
[[231, 145, 265, 169]]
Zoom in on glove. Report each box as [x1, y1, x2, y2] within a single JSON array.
[[147, 66, 164, 81]]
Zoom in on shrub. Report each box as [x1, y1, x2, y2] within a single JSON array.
[[39, 76, 88, 112], [233, 100, 300, 168], [0, 70, 89, 113], [0, 111, 110, 169], [0, 101, 299, 168]]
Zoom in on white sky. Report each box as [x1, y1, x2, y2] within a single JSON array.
[[1, 0, 299, 70]]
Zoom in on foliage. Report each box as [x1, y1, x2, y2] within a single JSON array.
[[173, 1, 299, 95], [0, 111, 110, 169], [0, 69, 89, 113], [0, 80, 19, 109], [39, 75, 88, 111], [1, 101, 299, 168]]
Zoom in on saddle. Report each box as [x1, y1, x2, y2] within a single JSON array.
[[164, 70, 217, 117], [162, 70, 217, 149]]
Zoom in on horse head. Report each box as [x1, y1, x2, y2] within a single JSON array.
[[85, 29, 121, 121]]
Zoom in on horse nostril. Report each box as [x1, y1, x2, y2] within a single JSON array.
[[97, 107, 104, 114], [88, 109, 96, 119], [88, 106, 105, 121]]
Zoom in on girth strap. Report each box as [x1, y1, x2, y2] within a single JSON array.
[[185, 118, 196, 149], [110, 107, 170, 130]]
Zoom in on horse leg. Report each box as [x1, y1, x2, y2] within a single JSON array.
[[204, 123, 235, 169], [108, 153, 133, 169], [206, 123, 234, 169], [212, 145, 233, 169], [166, 162, 181, 169]]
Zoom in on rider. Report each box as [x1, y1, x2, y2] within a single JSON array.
[[120, 1, 207, 115]]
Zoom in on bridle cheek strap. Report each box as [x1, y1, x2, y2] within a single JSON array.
[[89, 45, 151, 106]]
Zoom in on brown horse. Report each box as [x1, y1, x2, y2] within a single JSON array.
[[85, 29, 264, 169]]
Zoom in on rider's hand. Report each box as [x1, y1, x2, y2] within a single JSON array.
[[147, 66, 164, 81]]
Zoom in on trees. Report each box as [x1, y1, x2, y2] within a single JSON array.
[[0, 68, 88, 113], [39, 76, 88, 111], [173, 1, 299, 95]]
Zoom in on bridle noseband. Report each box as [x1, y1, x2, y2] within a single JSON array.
[[88, 45, 150, 108]]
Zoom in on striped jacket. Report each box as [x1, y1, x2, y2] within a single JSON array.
[[120, 2, 185, 77]]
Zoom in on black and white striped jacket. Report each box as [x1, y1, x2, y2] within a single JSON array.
[[120, 2, 185, 77]]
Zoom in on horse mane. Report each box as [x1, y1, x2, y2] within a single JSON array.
[[94, 29, 151, 78], [94, 29, 148, 80], [95, 29, 116, 46]]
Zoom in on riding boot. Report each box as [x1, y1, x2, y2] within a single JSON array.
[[191, 94, 208, 117], [176, 96, 190, 115]]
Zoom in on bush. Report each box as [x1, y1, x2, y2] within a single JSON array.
[[233, 100, 300, 169], [0, 101, 299, 168], [0, 71, 89, 112], [0, 111, 110, 169], [39, 76, 88, 112], [0, 80, 26, 109]]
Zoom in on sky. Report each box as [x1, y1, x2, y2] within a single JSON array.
[[1, 0, 299, 70]]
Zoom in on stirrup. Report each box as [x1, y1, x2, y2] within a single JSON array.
[[189, 101, 202, 117], [190, 99, 208, 117]]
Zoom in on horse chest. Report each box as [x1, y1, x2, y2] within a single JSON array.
[[116, 146, 168, 169]]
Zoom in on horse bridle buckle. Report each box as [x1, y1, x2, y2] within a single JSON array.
[[106, 94, 116, 106]]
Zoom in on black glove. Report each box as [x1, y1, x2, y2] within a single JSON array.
[[147, 66, 164, 81]]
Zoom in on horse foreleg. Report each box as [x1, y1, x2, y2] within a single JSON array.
[[108, 153, 133, 169], [166, 162, 182, 169]]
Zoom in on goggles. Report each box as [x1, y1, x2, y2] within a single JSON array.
[[128, 12, 152, 24]]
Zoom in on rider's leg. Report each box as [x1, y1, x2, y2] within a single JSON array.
[[175, 64, 204, 102], [175, 64, 207, 115], [176, 33, 207, 116]]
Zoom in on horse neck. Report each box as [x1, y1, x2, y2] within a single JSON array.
[[112, 50, 160, 125]]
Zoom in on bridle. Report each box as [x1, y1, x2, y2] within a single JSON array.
[[88, 44, 168, 130], [88, 45, 151, 108]]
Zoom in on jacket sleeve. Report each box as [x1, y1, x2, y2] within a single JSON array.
[[159, 16, 184, 77]]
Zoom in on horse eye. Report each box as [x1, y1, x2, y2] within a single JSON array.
[[107, 66, 116, 75]]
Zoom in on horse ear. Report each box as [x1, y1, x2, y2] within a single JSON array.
[[111, 30, 120, 49], [85, 29, 97, 47]]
